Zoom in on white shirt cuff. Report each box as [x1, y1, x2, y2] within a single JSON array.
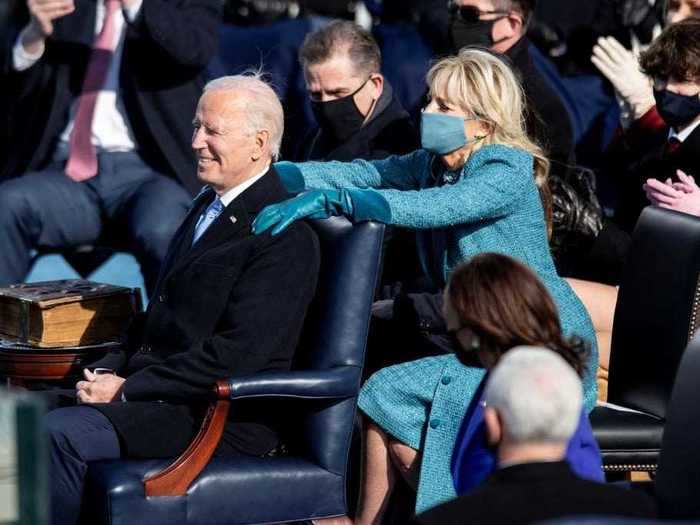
[[123, 0, 144, 22], [12, 27, 45, 72]]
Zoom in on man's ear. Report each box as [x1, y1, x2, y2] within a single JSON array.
[[505, 12, 524, 38], [252, 129, 270, 161], [368, 73, 384, 99], [484, 406, 502, 447]]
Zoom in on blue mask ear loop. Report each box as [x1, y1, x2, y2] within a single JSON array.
[[464, 117, 489, 144], [458, 118, 490, 170]]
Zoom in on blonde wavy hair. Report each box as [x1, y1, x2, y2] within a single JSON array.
[[427, 47, 552, 232]]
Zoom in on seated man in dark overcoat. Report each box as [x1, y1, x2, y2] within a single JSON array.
[[44, 73, 321, 525]]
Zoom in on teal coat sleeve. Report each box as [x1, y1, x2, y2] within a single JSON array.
[[276, 150, 428, 192], [374, 145, 536, 229]]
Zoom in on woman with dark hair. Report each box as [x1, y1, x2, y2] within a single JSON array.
[[354, 253, 600, 523], [444, 252, 588, 374], [444, 253, 601, 494]]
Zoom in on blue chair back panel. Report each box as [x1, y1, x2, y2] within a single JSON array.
[[291, 218, 384, 474]]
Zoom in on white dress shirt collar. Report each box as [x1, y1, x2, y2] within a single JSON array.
[[669, 117, 700, 143], [217, 164, 270, 208]]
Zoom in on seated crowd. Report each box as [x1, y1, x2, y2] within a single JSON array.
[[0, 0, 699, 523]]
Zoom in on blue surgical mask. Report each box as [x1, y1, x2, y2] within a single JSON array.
[[421, 112, 484, 155]]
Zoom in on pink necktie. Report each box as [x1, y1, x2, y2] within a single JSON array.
[[65, 0, 121, 182]]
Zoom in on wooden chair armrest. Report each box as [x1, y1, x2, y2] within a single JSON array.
[[143, 380, 231, 496]]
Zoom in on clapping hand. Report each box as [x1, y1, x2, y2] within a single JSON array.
[[76, 368, 126, 404], [26, 0, 75, 38], [644, 170, 700, 217]]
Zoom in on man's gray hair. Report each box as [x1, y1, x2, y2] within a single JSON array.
[[485, 346, 582, 444], [204, 73, 284, 159], [299, 20, 381, 77]]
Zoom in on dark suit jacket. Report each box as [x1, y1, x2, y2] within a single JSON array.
[[0, 0, 221, 195], [612, 122, 700, 233], [507, 36, 576, 175], [413, 461, 656, 525], [92, 167, 321, 458], [302, 91, 420, 162]]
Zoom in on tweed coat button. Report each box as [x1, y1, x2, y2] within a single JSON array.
[[441, 375, 452, 385], [430, 418, 441, 429]]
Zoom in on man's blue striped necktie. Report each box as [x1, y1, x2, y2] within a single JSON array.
[[192, 197, 224, 245]]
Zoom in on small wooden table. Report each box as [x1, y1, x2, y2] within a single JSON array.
[[0, 339, 120, 387]]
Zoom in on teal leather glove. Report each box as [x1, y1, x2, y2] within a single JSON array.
[[274, 161, 306, 193], [252, 189, 392, 236]]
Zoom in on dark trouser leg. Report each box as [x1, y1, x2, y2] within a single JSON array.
[[364, 292, 457, 377], [95, 153, 191, 297], [0, 169, 102, 286], [45, 406, 121, 525], [122, 175, 190, 296]]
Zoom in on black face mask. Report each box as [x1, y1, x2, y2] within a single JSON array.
[[653, 88, 700, 129], [310, 78, 370, 142], [449, 16, 497, 51]]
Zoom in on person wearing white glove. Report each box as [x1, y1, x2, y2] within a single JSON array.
[[591, 36, 656, 126]]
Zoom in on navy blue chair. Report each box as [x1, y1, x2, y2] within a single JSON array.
[[82, 218, 385, 524], [655, 333, 700, 520], [591, 207, 700, 476]]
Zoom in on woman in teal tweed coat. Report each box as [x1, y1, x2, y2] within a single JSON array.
[[253, 49, 598, 522]]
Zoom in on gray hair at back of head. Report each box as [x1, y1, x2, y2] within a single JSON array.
[[485, 346, 582, 444], [204, 72, 284, 159]]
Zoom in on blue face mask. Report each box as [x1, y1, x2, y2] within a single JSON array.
[[421, 112, 484, 155]]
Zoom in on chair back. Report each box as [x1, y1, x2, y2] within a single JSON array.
[[655, 334, 700, 519], [291, 217, 384, 474], [608, 206, 700, 417]]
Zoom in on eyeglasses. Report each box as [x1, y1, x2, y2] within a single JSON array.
[[447, 2, 510, 23]]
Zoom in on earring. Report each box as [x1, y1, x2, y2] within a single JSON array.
[[470, 334, 480, 351]]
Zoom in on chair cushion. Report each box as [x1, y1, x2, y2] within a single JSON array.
[[591, 406, 665, 470], [83, 457, 345, 525]]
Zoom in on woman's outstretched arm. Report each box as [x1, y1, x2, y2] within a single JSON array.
[[370, 146, 535, 229], [275, 150, 427, 193]]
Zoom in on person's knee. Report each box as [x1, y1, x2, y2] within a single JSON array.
[[388, 440, 419, 487], [131, 217, 181, 261], [130, 192, 189, 261], [44, 407, 119, 462], [45, 408, 82, 457], [0, 179, 34, 224]]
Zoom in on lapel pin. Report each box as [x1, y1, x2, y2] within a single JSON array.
[[230, 215, 237, 224]]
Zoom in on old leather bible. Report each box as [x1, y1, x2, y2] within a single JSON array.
[[0, 280, 141, 348]]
